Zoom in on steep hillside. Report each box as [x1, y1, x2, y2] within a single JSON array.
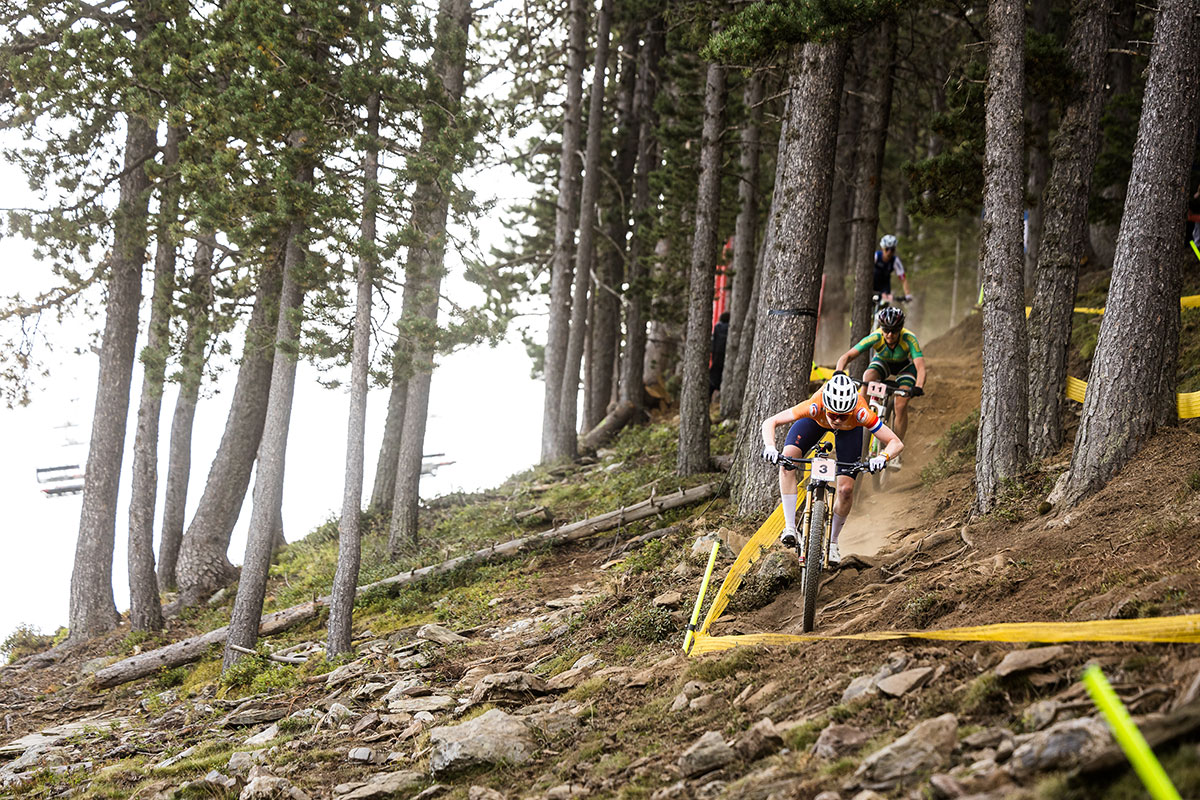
[[3, 310, 1200, 800]]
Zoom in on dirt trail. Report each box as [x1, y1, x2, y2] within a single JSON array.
[[836, 313, 984, 558]]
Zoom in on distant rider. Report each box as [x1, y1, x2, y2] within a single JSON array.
[[874, 234, 911, 302], [760, 372, 904, 566], [835, 306, 926, 448]]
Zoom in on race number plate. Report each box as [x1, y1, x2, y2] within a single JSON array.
[[867, 381, 888, 400], [811, 458, 837, 481]]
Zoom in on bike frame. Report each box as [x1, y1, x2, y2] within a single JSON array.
[[778, 449, 870, 632]]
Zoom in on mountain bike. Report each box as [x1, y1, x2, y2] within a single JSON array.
[[863, 380, 913, 491], [871, 292, 913, 318], [777, 448, 874, 632]]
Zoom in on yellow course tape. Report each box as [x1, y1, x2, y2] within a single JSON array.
[[1025, 296, 1200, 316], [1065, 375, 1200, 419], [688, 489, 1200, 655], [1026, 297, 1200, 418]]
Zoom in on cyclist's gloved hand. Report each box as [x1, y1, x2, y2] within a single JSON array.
[[762, 445, 780, 465], [910, 386, 924, 397], [903, 294, 914, 302], [869, 454, 887, 473]]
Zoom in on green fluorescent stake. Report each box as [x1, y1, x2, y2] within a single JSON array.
[[684, 540, 721, 655], [1191, 240, 1200, 263], [1082, 664, 1181, 800]]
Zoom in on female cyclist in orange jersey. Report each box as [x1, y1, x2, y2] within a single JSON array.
[[760, 371, 904, 565]]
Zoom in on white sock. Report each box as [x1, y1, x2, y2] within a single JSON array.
[[831, 513, 847, 544], [782, 494, 798, 530]]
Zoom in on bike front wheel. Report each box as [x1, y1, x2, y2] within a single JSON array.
[[801, 499, 826, 633]]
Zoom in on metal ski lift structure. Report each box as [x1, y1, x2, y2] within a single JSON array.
[[420, 452, 455, 476], [37, 401, 87, 498], [37, 464, 86, 497]]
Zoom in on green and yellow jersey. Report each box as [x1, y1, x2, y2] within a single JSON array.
[[852, 327, 924, 366]]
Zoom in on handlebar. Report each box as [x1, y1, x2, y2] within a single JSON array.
[[777, 454, 876, 476], [853, 378, 921, 398], [871, 292, 913, 304]]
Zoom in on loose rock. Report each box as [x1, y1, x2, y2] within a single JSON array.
[[239, 775, 311, 800], [418, 624, 469, 645], [678, 731, 735, 778], [470, 671, 549, 704], [853, 713, 957, 790], [876, 667, 934, 698], [428, 709, 535, 777], [468, 788, 505, 800], [814, 724, 872, 760], [734, 718, 782, 762], [994, 646, 1065, 678], [337, 771, 423, 799], [1006, 716, 1112, 778]]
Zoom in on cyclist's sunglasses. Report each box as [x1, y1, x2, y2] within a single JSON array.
[[826, 410, 851, 421]]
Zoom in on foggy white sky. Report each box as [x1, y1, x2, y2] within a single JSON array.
[[0, 142, 546, 643]]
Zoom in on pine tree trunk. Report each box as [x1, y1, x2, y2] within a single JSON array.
[[1088, 0, 1136, 267], [1023, 0, 1052, 286], [388, 0, 473, 552], [848, 19, 897, 379], [975, 0, 1028, 513], [158, 235, 214, 591], [818, 39, 866, 361], [327, 87, 379, 658], [586, 25, 638, 432], [618, 16, 664, 410], [127, 124, 181, 633], [1051, 0, 1200, 507], [174, 249, 283, 608], [559, 0, 613, 454], [224, 225, 306, 669], [68, 113, 155, 641], [719, 71, 765, 420], [727, 231, 768, 419], [732, 40, 848, 515], [369, 336, 410, 512], [678, 58, 727, 476], [1026, 0, 1112, 462], [540, 0, 587, 463]]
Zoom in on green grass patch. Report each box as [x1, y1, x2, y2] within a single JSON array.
[[604, 597, 676, 643], [218, 649, 299, 697], [921, 409, 978, 485], [1, 623, 66, 664], [684, 647, 759, 682], [960, 672, 1006, 716]]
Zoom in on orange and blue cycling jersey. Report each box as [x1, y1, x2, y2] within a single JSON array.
[[786, 389, 882, 434]]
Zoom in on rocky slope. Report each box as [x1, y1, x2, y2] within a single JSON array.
[[3, 313, 1200, 800]]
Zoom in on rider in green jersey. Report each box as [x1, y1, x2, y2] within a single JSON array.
[[835, 306, 926, 446]]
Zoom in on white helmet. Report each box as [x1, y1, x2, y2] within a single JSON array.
[[822, 372, 858, 413], [879, 234, 897, 250]]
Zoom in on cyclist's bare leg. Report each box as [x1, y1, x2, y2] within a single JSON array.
[[778, 444, 804, 496], [893, 393, 910, 440], [778, 444, 804, 535], [833, 475, 855, 518]]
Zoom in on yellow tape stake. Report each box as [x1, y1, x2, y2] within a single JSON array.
[[1191, 240, 1200, 263], [686, 542, 720, 652], [684, 541, 721, 655], [1082, 664, 1182, 800]]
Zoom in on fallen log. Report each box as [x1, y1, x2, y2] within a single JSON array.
[[581, 400, 640, 451], [361, 482, 719, 594], [93, 602, 321, 688], [93, 483, 719, 689]]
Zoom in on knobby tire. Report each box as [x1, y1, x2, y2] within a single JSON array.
[[802, 498, 826, 633]]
